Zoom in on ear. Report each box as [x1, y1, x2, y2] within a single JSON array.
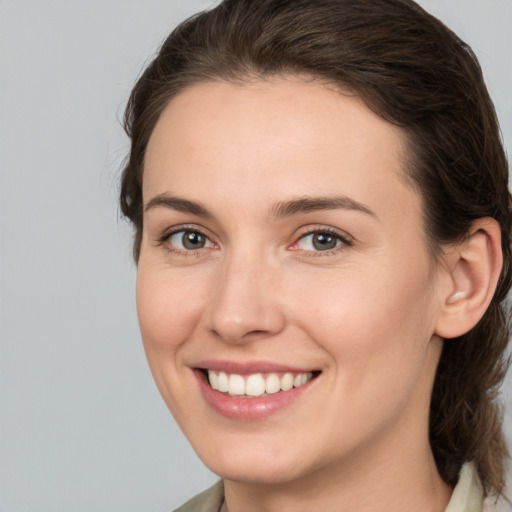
[[435, 218, 503, 339]]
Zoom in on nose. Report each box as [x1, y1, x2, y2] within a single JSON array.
[[205, 251, 286, 344]]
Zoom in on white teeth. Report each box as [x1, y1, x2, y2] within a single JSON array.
[[246, 374, 266, 397], [280, 373, 294, 391], [229, 374, 245, 395], [207, 370, 314, 397], [209, 370, 219, 390], [218, 372, 229, 392], [265, 373, 281, 394]]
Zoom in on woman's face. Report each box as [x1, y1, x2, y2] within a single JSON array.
[[137, 78, 449, 484]]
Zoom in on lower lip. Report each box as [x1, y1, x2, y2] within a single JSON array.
[[195, 370, 315, 421]]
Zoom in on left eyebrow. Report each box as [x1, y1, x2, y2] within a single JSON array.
[[269, 195, 377, 220]]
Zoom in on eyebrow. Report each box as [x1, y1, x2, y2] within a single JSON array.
[[144, 193, 376, 220], [144, 194, 213, 218], [269, 195, 376, 219]]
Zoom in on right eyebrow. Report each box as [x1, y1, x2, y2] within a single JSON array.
[[144, 194, 213, 218]]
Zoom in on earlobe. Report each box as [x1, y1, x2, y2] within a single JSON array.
[[435, 218, 503, 339]]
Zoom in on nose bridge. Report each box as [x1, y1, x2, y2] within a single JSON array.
[[207, 243, 285, 343]]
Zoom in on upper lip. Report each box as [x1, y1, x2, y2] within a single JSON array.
[[195, 360, 317, 375]]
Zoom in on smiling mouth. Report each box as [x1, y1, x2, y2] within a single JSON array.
[[200, 369, 320, 398]]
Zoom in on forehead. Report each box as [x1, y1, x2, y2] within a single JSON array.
[[144, 78, 421, 228], [147, 78, 405, 167]]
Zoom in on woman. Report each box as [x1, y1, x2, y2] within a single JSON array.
[[120, 0, 511, 510]]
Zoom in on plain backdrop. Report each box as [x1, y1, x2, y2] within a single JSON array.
[[1, 1, 511, 511]]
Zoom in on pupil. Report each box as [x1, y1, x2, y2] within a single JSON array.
[[183, 232, 205, 250], [313, 233, 337, 250]]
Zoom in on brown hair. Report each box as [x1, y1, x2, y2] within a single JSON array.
[[120, 0, 511, 497]]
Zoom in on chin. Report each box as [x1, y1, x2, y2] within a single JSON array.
[[193, 434, 312, 484], [208, 457, 306, 485]]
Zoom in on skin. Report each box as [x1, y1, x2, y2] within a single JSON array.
[[138, 78, 457, 512]]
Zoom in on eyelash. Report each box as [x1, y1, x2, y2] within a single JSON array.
[[157, 226, 352, 257]]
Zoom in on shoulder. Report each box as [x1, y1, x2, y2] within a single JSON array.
[[173, 481, 224, 512]]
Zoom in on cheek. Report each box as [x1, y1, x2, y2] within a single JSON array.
[[135, 266, 207, 357], [135, 264, 213, 420], [292, 267, 437, 441], [286, 259, 436, 382]]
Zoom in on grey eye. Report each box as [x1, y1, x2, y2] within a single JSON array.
[[297, 232, 343, 251], [169, 230, 213, 250], [312, 233, 339, 250]]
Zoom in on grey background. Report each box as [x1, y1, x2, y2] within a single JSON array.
[[0, 1, 511, 511]]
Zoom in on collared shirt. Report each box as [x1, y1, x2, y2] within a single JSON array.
[[173, 462, 505, 512]]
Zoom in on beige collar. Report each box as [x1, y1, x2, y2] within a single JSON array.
[[444, 463, 484, 512]]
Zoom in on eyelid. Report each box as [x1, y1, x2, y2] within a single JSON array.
[[158, 223, 211, 241]]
